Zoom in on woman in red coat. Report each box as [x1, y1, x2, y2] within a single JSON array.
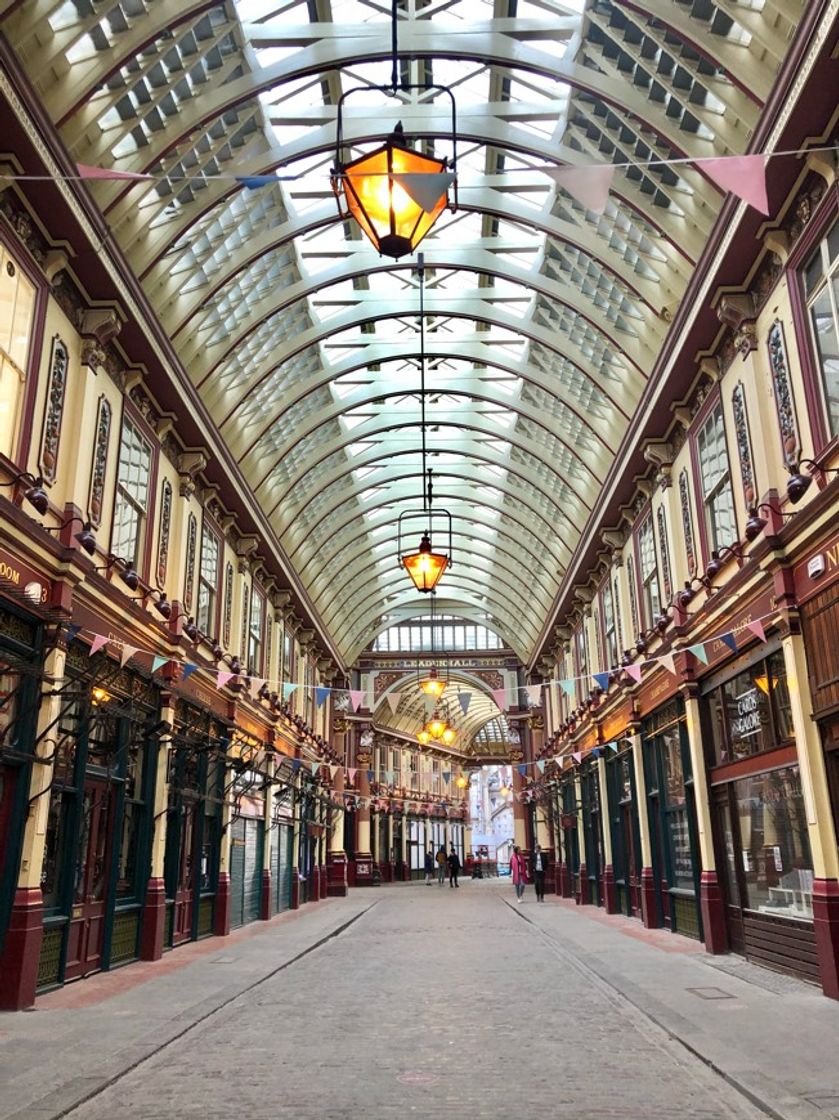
[[510, 846, 528, 902]]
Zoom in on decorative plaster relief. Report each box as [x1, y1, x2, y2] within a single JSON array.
[[39, 335, 68, 485]]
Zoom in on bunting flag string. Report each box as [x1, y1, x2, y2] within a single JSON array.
[[64, 606, 776, 708]]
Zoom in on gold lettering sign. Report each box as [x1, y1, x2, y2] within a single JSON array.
[[0, 561, 20, 585]]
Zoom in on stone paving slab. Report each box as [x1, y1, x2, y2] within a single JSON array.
[[1, 883, 838, 1120]]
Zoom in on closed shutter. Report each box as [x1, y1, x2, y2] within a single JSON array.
[[243, 819, 263, 924], [230, 818, 246, 929], [274, 825, 292, 913]]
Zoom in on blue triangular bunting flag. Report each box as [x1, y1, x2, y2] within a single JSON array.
[[443, 771, 451, 783], [291, 758, 301, 772], [182, 663, 199, 680], [458, 693, 471, 715], [367, 769, 374, 782], [64, 623, 81, 643], [235, 174, 277, 189], [518, 764, 527, 776], [315, 686, 329, 707], [592, 672, 610, 692], [720, 631, 738, 653]]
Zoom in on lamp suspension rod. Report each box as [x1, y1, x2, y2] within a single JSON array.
[[390, 0, 399, 91], [418, 251, 429, 514]]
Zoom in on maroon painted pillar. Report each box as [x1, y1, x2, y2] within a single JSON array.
[[0, 888, 43, 1010], [813, 878, 839, 999], [640, 866, 660, 928], [291, 869, 301, 909], [140, 877, 167, 959], [700, 870, 727, 953], [214, 871, 232, 935], [328, 853, 348, 896], [602, 863, 618, 914], [577, 862, 589, 905], [559, 860, 572, 898], [261, 869, 272, 920]]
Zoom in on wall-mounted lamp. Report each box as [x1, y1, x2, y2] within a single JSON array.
[[1, 471, 49, 515], [43, 515, 97, 555]]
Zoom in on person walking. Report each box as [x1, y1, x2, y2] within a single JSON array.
[[531, 843, 548, 902], [436, 844, 447, 886], [424, 848, 435, 885], [448, 844, 461, 888], [510, 845, 528, 902]]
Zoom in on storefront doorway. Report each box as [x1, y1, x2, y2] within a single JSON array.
[[606, 747, 642, 918], [63, 779, 112, 981]]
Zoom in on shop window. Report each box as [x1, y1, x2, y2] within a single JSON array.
[[660, 725, 695, 892], [803, 219, 839, 440], [111, 417, 153, 568], [730, 766, 814, 919], [0, 242, 37, 460], [248, 586, 265, 674], [196, 522, 220, 633], [601, 580, 618, 670], [696, 402, 736, 552], [114, 725, 146, 901], [707, 651, 793, 766], [637, 515, 661, 627]]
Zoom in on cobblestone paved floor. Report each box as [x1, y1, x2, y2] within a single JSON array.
[[56, 884, 768, 1120]]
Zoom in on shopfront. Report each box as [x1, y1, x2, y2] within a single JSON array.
[[0, 600, 43, 964], [36, 644, 160, 990], [558, 779, 579, 899], [642, 697, 702, 938], [704, 644, 819, 982], [164, 700, 226, 948], [579, 760, 603, 906], [605, 743, 642, 919]]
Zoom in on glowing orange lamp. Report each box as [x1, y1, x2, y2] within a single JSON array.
[[401, 532, 449, 593]]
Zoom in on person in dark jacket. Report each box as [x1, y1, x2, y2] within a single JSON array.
[[531, 843, 548, 902], [447, 845, 461, 888], [424, 848, 435, 885]]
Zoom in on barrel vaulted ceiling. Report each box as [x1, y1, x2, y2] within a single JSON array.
[[3, 0, 804, 664]]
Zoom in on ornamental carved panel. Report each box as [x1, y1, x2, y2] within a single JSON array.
[[767, 320, 801, 467], [39, 335, 68, 485], [626, 555, 639, 637], [156, 479, 172, 587], [678, 468, 697, 576], [183, 514, 197, 612], [731, 381, 756, 506], [656, 506, 673, 603], [240, 582, 250, 657], [87, 394, 111, 528], [223, 562, 234, 647]]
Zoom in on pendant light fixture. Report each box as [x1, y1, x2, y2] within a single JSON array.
[[330, 3, 457, 259], [418, 592, 447, 698]]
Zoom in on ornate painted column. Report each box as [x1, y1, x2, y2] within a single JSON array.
[[214, 753, 234, 932], [260, 753, 274, 919], [510, 749, 528, 853], [597, 754, 618, 913], [681, 684, 726, 953], [354, 727, 373, 885], [0, 643, 65, 1010], [782, 628, 839, 998], [328, 757, 348, 897], [575, 769, 588, 905], [140, 692, 175, 958]]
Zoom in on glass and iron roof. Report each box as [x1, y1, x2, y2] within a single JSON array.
[[4, 0, 802, 669]]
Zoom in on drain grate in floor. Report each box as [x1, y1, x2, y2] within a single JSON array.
[[685, 986, 735, 1000]]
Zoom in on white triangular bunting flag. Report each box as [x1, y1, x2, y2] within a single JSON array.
[[660, 652, 677, 677], [120, 644, 139, 667], [526, 683, 542, 706], [386, 694, 400, 716], [250, 677, 265, 699], [536, 760, 546, 774], [392, 171, 454, 212], [542, 164, 615, 214]]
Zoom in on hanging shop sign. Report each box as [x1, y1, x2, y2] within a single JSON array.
[[636, 666, 679, 718], [793, 526, 839, 605], [600, 698, 633, 743], [692, 587, 775, 675], [0, 546, 52, 607]]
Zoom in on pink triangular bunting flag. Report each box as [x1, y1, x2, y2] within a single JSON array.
[[349, 689, 364, 711], [543, 164, 615, 214], [572, 751, 583, 764], [491, 688, 507, 711], [77, 162, 153, 182], [120, 644, 138, 668], [89, 634, 108, 656], [526, 683, 542, 706], [217, 670, 234, 688], [624, 663, 643, 684], [391, 171, 454, 211], [250, 677, 265, 699], [747, 619, 766, 642], [347, 768, 357, 784], [697, 154, 768, 215]]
